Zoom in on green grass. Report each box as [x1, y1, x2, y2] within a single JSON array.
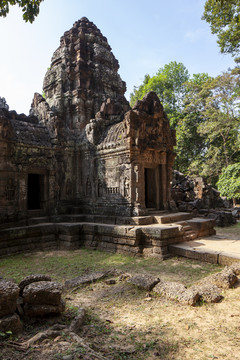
[[216, 221, 240, 236], [0, 248, 221, 285]]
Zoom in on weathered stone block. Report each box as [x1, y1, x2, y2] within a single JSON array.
[[0, 313, 22, 334], [191, 283, 223, 303], [19, 274, 51, 294], [24, 299, 65, 317], [23, 281, 63, 306], [0, 280, 20, 317], [128, 274, 160, 291]]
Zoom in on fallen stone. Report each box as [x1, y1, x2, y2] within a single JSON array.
[[128, 274, 160, 291], [23, 281, 63, 306], [69, 307, 86, 333], [191, 283, 223, 303], [153, 281, 200, 306], [24, 299, 65, 317], [19, 274, 51, 294], [0, 280, 20, 317], [176, 288, 200, 306], [0, 313, 22, 334], [153, 281, 186, 297], [65, 271, 113, 288], [229, 262, 240, 276], [205, 269, 238, 289]]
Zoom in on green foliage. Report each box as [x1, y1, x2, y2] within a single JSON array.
[[175, 73, 213, 174], [217, 163, 240, 200], [202, 0, 240, 56], [0, 0, 43, 23], [130, 61, 189, 128], [197, 71, 240, 180], [175, 68, 240, 184], [130, 61, 240, 184]]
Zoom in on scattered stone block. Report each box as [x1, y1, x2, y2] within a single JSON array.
[[229, 262, 240, 276], [0, 280, 20, 317], [206, 268, 238, 289], [24, 300, 65, 317], [69, 307, 86, 333], [175, 288, 200, 306], [191, 283, 223, 303], [0, 313, 22, 334], [19, 274, 51, 294], [65, 271, 112, 288], [128, 274, 160, 291], [23, 281, 63, 306], [153, 281, 186, 298]]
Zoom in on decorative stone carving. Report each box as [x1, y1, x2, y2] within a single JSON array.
[[0, 17, 176, 225]]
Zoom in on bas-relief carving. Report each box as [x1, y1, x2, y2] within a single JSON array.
[[0, 19, 176, 224], [5, 178, 16, 201]]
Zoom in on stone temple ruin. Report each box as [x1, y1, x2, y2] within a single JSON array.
[[0, 17, 215, 258]]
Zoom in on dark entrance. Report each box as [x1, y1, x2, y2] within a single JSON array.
[[28, 174, 41, 209], [145, 168, 157, 208]]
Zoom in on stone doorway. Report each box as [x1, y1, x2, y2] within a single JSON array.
[[145, 168, 157, 208], [27, 174, 42, 210]]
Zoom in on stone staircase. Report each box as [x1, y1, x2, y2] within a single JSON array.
[[176, 221, 198, 241]]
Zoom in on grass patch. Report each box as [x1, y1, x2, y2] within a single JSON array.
[[0, 248, 221, 285], [216, 221, 240, 237]]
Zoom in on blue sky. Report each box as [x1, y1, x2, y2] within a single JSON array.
[[0, 0, 236, 114]]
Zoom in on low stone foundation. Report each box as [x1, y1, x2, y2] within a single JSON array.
[[0, 212, 216, 259]]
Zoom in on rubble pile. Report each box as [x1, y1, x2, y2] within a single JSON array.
[[0, 275, 65, 334], [171, 170, 237, 226]]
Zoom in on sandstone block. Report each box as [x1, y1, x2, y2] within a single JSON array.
[[23, 281, 62, 305], [0, 280, 20, 317], [65, 271, 111, 288], [128, 274, 160, 291], [69, 307, 86, 333], [153, 281, 186, 299], [191, 283, 223, 303], [0, 313, 22, 334], [209, 268, 238, 289], [229, 261, 240, 275], [19, 274, 51, 294], [24, 299, 65, 317]]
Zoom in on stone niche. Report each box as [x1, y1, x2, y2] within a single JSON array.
[[0, 17, 176, 226]]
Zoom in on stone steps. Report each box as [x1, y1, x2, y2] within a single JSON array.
[[154, 212, 193, 224]]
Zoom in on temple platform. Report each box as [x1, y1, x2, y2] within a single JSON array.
[[169, 233, 240, 265], [0, 212, 216, 260]]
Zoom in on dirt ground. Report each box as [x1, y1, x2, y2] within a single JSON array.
[[1, 226, 240, 360]]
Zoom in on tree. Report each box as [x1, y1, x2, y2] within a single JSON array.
[[130, 61, 189, 128], [217, 163, 240, 206], [0, 0, 43, 23], [174, 73, 213, 174], [182, 69, 240, 185], [202, 0, 240, 56]]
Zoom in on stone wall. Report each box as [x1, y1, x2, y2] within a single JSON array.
[[0, 18, 176, 226]]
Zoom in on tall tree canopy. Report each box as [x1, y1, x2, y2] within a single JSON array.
[[202, 0, 240, 56], [0, 0, 43, 22], [130, 61, 240, 186], [130, 61, 189, 128], [187, 69, 240, 184], [217, 163, 240, 206], [174, 73, 213, 174]]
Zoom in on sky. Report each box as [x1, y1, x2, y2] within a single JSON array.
[[0, 0, 236, 114]]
